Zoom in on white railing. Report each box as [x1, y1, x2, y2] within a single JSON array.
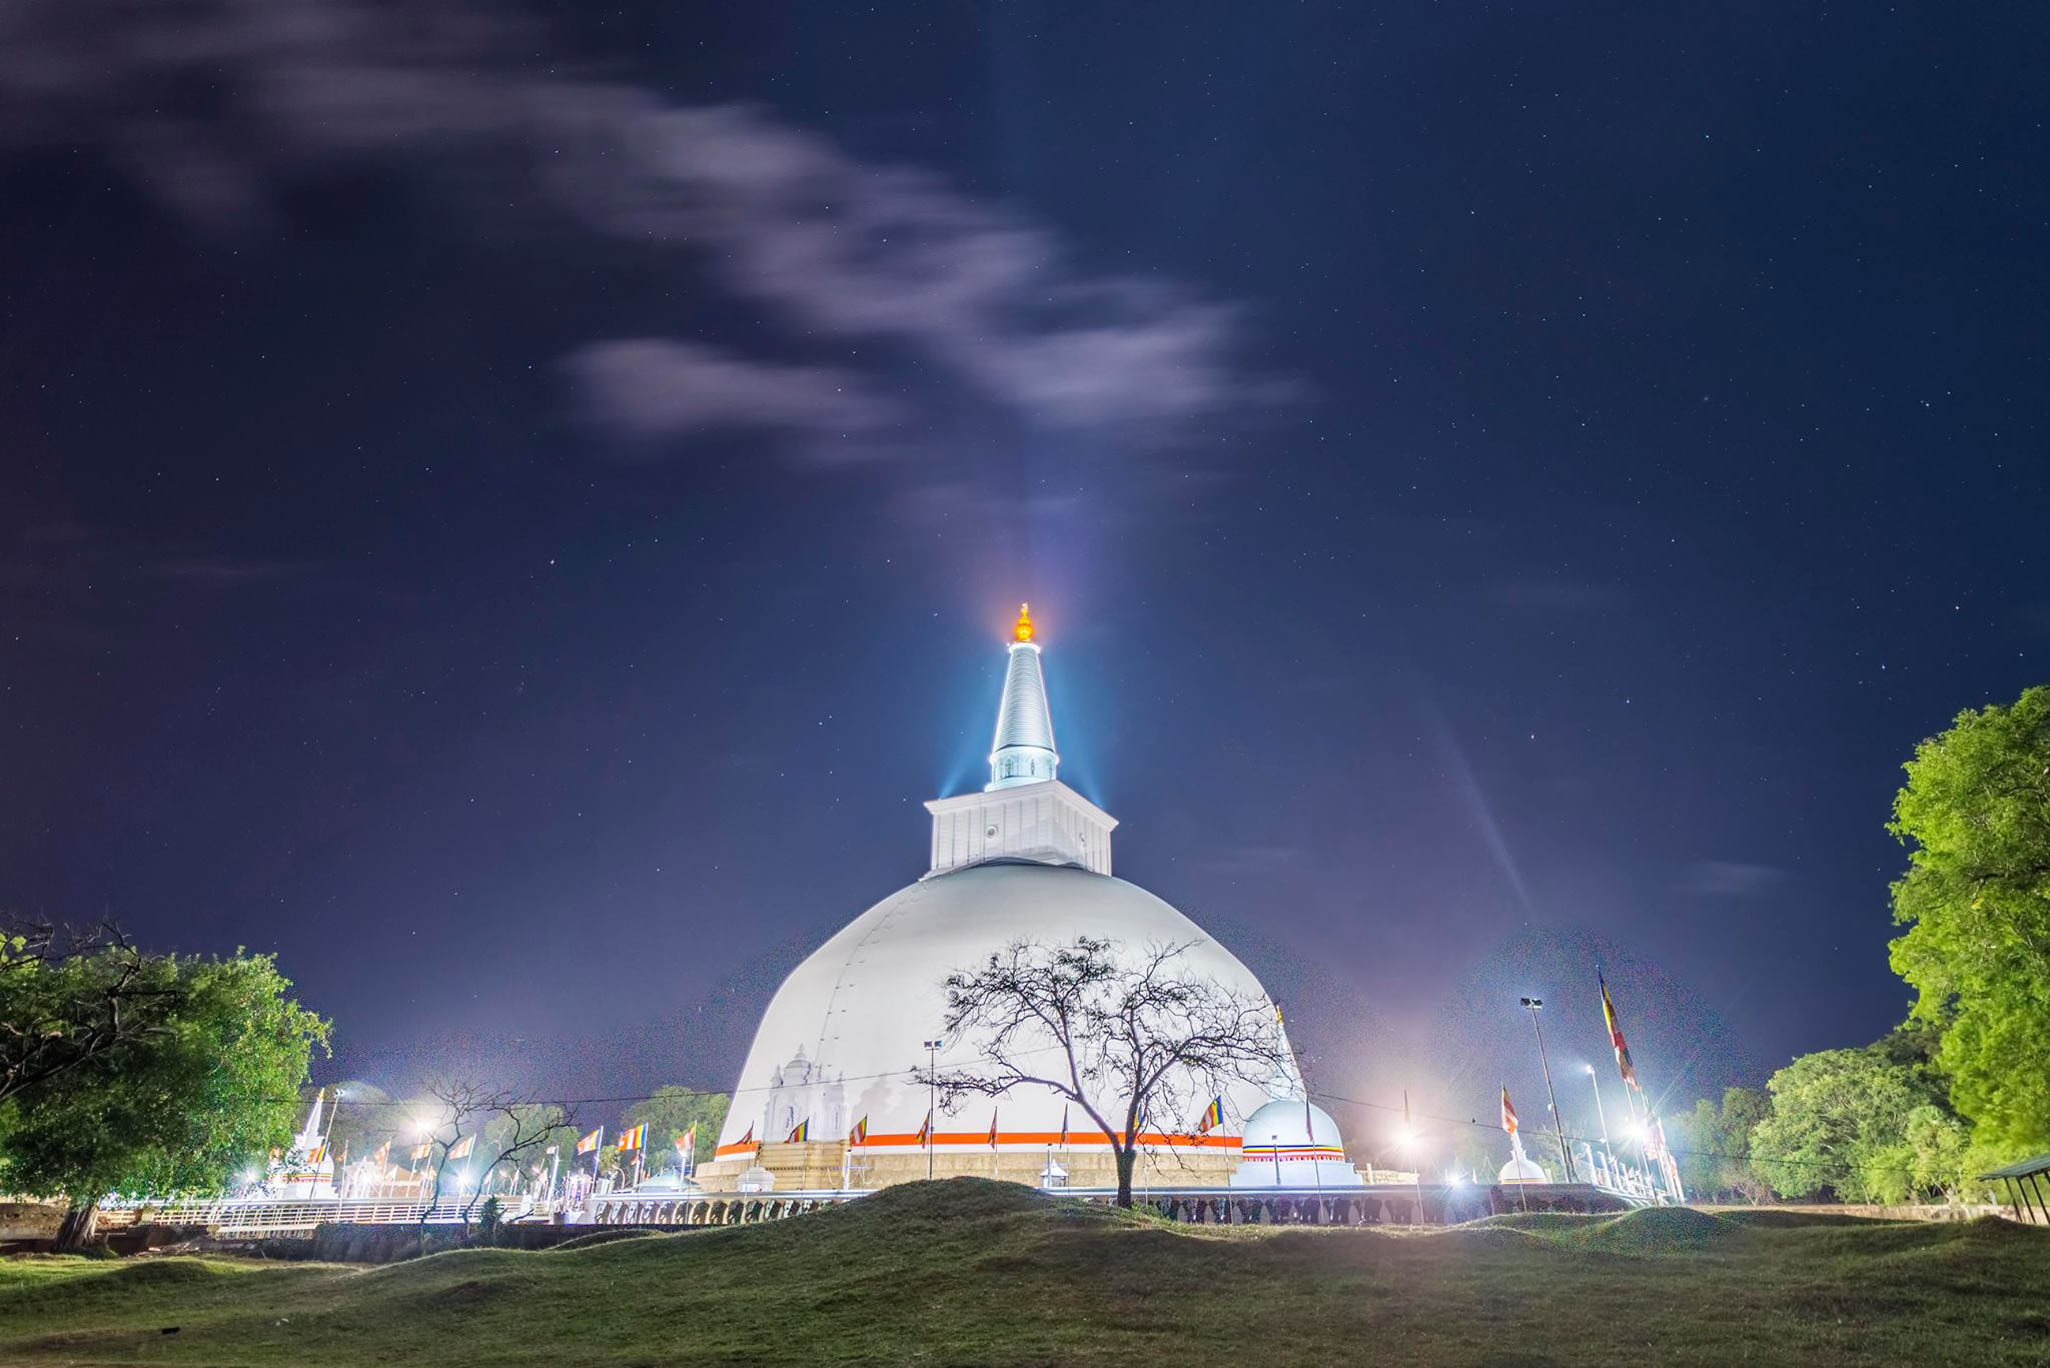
[[102, 1194, 539, 1234]]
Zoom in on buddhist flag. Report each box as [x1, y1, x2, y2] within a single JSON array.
[[306, 1144, 326, 1165], [1599, 970, 1639, 1090], [1058, 1105, 1069, 1147], [915, 1111, 932, 1148], [986, 1110, 999, 1149], [1500, 1084, 1519, 1138], [448, 1134, 476, 1160], [372, 1140, 390, 1167], [849, 1115, 868, 1145], [1196, 1096, 1225, 1135], [617, 1124, 648, 1152], [410, 1141, 432, 1164], [787, 1118, 809, 1143], [575, 1127, 603, 1155], [677, 1125, 697, 1161]]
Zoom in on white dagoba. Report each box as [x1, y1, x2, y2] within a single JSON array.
[[1498, 1133, 1550, 1184], [702, 606, 1351, 1191], [275, 1089, 338, 1199], [1231, 1018, 1363, 1188]]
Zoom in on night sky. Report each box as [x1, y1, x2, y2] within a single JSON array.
[[3, 2, 2045, 1138]]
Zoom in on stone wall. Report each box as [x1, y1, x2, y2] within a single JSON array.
[[0, 1201, 64, 1242], [1694, 1201, 2008, 1223], [692, 1139, 1246, 1193]]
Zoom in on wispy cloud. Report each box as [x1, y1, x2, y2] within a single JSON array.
[[562, 339, 894, 446], [1678, 860, 1792, 897], [144, 555, 317, 587], [0, 0, 1266, 449]]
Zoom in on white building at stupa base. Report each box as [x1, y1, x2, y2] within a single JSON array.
[[697, 607, 1368, 1195]]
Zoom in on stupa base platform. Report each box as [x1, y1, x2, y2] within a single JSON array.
[[586, 1180, 1653, 1228], [692, 1139, 1260, 1194]]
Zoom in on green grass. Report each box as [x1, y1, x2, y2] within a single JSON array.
[[2, 1180, 2045, 1366]]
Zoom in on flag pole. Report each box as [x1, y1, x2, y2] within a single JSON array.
[[923, 1038, 942, 1182]]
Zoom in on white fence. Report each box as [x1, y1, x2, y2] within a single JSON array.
[[100, 1194, 542, 1235]]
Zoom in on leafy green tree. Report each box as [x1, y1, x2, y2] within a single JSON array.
[[0, 952, 329, 1247], [1748, 1046, 1947, 1203], [622, 1085, 730, 1171], [1902, 1103, 1972, 1200], [0, 920, 186, 1109], [1889, 685, 2050, 1158], [1673, 1086, 1771, 1203]]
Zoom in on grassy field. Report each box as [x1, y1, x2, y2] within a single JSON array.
[[2, 1180, 2045, 1366]]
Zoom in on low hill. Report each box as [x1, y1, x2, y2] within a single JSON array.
[[2, 1180, 2045, 1366]]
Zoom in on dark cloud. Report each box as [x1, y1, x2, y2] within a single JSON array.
[[0, 0, 1263, 444]]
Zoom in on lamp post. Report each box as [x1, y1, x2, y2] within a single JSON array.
[[1584, 1064, 1614, 1184], [1397, 1127, 1425, 1223], [1519, 997, 1578, 1184], [922, 1038, 943, 1181]]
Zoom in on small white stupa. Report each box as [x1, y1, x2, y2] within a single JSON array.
[[1231, 1017, 1362, 1188], [1498, 1133, 1550, 1185], [275, 1089, 339, 1199]]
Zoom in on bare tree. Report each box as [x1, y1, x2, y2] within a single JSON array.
[[916, 936, 1286, 1207], [414, 1080, 575, 1226], [1, 917, 185, 1108]]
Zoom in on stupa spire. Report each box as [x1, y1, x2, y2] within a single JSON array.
[[925, 606, 1113, 876], [987, 603, 1058, 790]]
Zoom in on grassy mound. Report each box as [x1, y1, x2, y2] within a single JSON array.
[[540, 1228, 665, 1253], [1568, 1205, 1733, 1252], [3, 1185, 2046, 1366]]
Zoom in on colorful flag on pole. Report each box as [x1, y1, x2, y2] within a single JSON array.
[[1599, 970, 1639, 1090], [915, 1112, 931, 1147], [1196, 1096, 1225, 1135], [787, 1118, 809, 1143], [372, 1140, 390, 1167], [848, 1115, 868, 1145], [1500, 1084, 1519, 1137], [1057, 1105, 1069, 1147], [616, 1124, 648, 1152], [448, 1134, 475, 1160], [306, 1144, 326, 1165], [677, 1125, 696, 1162], [575, 1127, 602, 1155], [986, 1110, 999, 1148], [411, 1141, 431, 1163]]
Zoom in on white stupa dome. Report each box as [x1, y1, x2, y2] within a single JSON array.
[[717, 863, 1280, 1152], [1233, 1095, 1362, 1188], [709, 606, 1346, 1183], [1498, 1134, 1550, 1184]]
